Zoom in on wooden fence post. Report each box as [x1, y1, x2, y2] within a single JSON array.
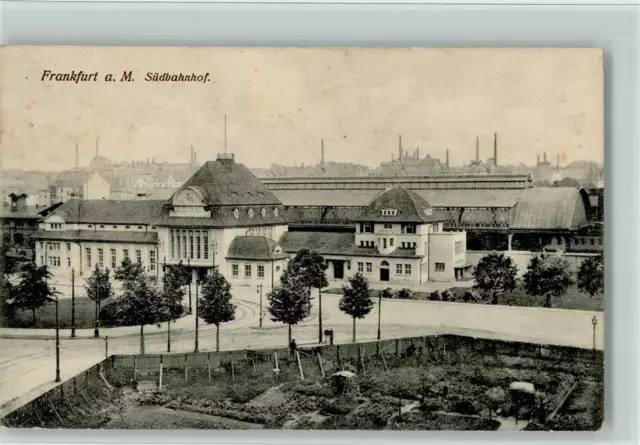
[[207, 352, 212, 383], [359, 345, 366, 373], [296, 351, 305, 380], [317, 353, 325, 378], [184, 354, 188, 383], [159, 355, 164, 389], [133, 357, 137, 382], [231, 359, 236, 382]]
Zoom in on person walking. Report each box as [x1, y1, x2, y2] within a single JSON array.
[[289, 339, 297, 358]]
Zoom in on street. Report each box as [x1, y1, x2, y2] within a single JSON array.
[[0, 285, 604, 417]]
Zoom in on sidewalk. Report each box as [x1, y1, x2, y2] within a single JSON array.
[[325, 279, 474, 292]]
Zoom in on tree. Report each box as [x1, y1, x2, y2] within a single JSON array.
[[161, 264, 187, 352], [473, 252, 519, 305], [577, 254, 604, 298], [485, 387, 506, 420], [288, 249, 328, 343], [109, 274, 165, 355], [13, 263, 57, 325], [339, 273, 374, 342], [523, 254, 574, 308], [198, 268, 236, 352], [114, 258, 145, 291], [267, 267, 312, 344], [553, 177, 580, 188], [397, 288, 412, 300], [85, 265, 113, 337]]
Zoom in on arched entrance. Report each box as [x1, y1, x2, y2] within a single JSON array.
[[380, 261, 390, 282]]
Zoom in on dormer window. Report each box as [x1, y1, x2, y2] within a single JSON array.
[[125, 226, 130, 229], [248, 209, 254, 218], [137, 226, 143, 230], [233, 208, 239, 219], [112, 225, 118, 229], [274, 246, 282, 254], [88, 225, 93, 229], [100, 225, 105, 229], [152, 226, 157, 230], [423, 208, 433, 216], [261, 208, 267, 218], [381, 209, 398, 216], [274, 208, 279, 217]]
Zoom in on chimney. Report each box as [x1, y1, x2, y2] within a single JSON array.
[[398, 135, 403, 165], [75, 142, 79, 169], [190, 146, 194, 166], [446, 149, 450, 168], [544, 152, 547, 163], [475, 136, 479, 161], [320, 139, 325, 167], [217, 152, 235, 170], [557, 154, 560, 171], [537, 154, 540, 164], [95, 137, 99, 158], [493, 133, 498, 167], [194, 152, 197, 165], [416, 147, 420, 160]]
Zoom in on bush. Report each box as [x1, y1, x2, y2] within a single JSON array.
[[452, 399, 478, 415], [397, 288, 413, 300], [462, 290, 480, 303], [428, 291, 441, 301], [354, 403, 396, 428], [321, 397, 358, 415], [441, 290, 456, 302]]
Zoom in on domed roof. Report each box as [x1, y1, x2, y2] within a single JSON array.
[[360, 187, 442, 223]]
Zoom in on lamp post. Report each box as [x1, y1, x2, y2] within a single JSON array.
[[194, 274, 199, 353], [54, 286, 60, 383], [70, 268, 76, 338], [187, 257, 192, 315], [377, 291, 382, 341], [591, 315, 598, 352], [257, 284, 263, 328]]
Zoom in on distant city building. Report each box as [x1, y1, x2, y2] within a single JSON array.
[[49, 170, 111, 204]]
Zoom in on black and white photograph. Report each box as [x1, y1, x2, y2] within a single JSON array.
[[0, 46, 604, 431]]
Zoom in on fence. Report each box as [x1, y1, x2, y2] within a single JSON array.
[[1, 334, 603, 427]]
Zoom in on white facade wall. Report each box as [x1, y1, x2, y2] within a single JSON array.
[[86, 173, 111, 200], [227, 258, 287, 290]]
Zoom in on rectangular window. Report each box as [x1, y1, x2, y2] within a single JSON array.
[[170, 229, 175, 259], [357, 262, 364, 272], [363, 223, 373, 233], [66, 243, 71, 251], [85, 248, 92, 268], [67, 257, 71, 267], [412, 242, 417, 248], [110, 249, 117, 269], [136, 250, 142, 264], [182, 234, 187, 258], [360, 241, 364, 248], [189, 230, 194, 259], [40, 256, 44, 266], [435, 262, 445, 271], [404, 264, 412, 275], [366, 262, 372, 273], [204, 232, 209, 259], [49, 256, 60, 267], [232, 264, 239, 276], [396, 264, 403, 275], [390, 238, 394, 247], [150, 250, 156, 271], [196, 231, 201, 259], [245, 264, 252, 277], [590, 239, 595, 246], [258, 265, 265, 278], [176, 231, 181, 259], [98, 248, 104, 268], [384, 223, 392, 229], [403, 224, 415, 234], [383, 238, 387, 248], [123, 249, 129, 261], [401, 242, 406, 249]]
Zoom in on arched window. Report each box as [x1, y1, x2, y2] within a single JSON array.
[[125, 226, 130, 229], [261, 208, 267, 218], [88, 225, 93, 228], [381, 261, 390, 267], [233, 208, 239, 219], [100, 225, 105, 229], [137, 226, 143, 230], [248, 209, 254, 218], [274, 208, 279, 217], [112, 225, 118, 229]]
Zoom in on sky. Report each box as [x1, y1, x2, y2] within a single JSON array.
[[0, 46, 604, 171]]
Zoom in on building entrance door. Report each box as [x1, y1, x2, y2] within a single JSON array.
[[380, 261, 390, 281], [333, 261, 344, 279]]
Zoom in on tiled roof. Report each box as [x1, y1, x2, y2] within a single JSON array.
[[50, 199, 166, 225], [31, 229, 158, 244], [509, 188, 589, 231], [226, 236, 289, 260], [178, 159, 282, 206], [360, 188, 442, 223], [0, 205, 42, 219], [278, 231, 418, 258], [154, 206, 287, 228]]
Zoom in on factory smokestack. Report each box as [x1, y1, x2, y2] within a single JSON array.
[[190, 146, 194, 166], [398, 135, 403, 165], [416, 147, 420, 160], [493, 133, 498, 167], [446, 149, 450, 168], [544, 152, 547, 163], [95, 137, 100, 158], [75, 142, 79, 169], [475, 136, 479, 162], [537, 154, 540, 164], [321, 139, 325, 168]]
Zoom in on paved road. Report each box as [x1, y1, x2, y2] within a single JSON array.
[[0, 286, 604, 417]]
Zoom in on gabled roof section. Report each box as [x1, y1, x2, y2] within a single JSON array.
[[509, 187, 589, 231], [177, 158, 282, 207], [360, 187, 442, 223], [50, 170, 93, 187], [226, 236, 289, 260], [49, 199, 166, 225]]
